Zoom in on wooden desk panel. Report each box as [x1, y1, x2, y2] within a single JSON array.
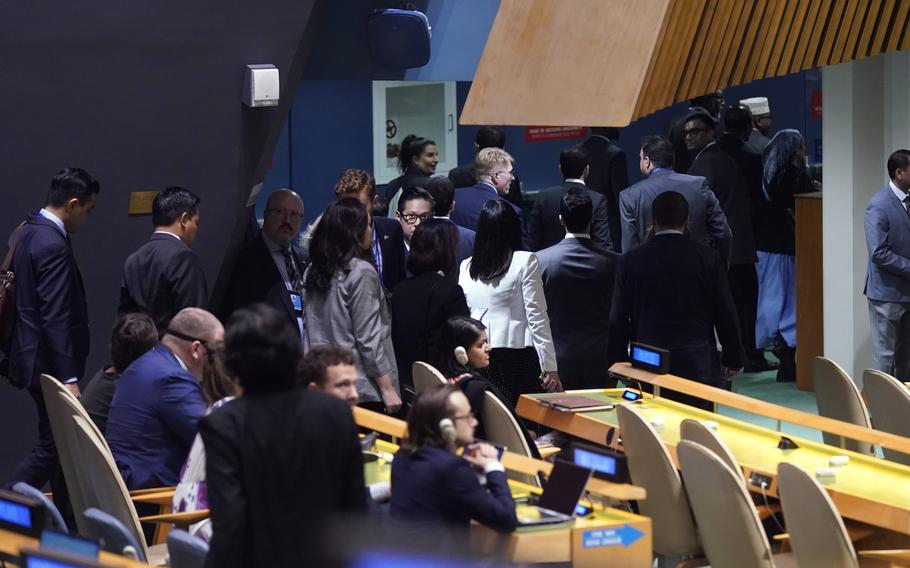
[[0, 529, 148, 567], [518, 390, 910, 535], [795, 192, 823, 391]]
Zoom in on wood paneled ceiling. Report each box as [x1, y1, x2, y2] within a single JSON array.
[[460, 0, 910, 126]]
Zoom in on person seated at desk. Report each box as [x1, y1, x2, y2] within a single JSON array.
[[106, 307, 225, 489], [81, 312, 158, 434], [433, 316, 536, 454], [390, 384, 517, 549], [201, 304, 365, 567]]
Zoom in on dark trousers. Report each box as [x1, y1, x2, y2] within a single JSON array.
[[6, 382, 72, 526], [728, 262, 759, 354]]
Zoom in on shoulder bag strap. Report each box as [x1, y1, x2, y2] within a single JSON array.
[[1, 222, 27, 273]]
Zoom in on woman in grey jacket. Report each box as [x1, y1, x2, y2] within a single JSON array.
[[303, 198, 402, 414]]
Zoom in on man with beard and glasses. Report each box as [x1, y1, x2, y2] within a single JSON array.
[[106, 307, 226, 490]]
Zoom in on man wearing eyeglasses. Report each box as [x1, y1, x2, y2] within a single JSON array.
[[221, 189, 307, 340], [451, 148, 526, 247], [119, 186, 208, 333], [395, 187, 435, 251]]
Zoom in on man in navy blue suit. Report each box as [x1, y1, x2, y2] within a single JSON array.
[[4, 167, 99, 495], [451, 148, 525, 240], [865, 149, 910, 380], [106, 307, 224, 489]]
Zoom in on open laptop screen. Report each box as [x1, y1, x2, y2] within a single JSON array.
[[537, 459, 592, 516]]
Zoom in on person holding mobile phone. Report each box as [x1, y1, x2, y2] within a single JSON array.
[[390, 384, 517, 551]]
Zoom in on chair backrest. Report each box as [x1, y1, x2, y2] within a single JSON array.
[[862, 369, 910, 465], [481, 391, 539, 487], [812, 357, 872, 454], [82, 507, 145, 562], [167, 529, 209, 568], [615, 405, 700, 556], [40, 374, 90, 533], [777, 462, 858, 568], [677, 440, 775, 568], [68, 413, 149, 561], [12, 482, 67, 533], [412, 361, 447, 395], [679, 419, 743, 482]]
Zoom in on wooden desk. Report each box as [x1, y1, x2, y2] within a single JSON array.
[[517, 389, 910, 536], [0, 528, 148, 567]]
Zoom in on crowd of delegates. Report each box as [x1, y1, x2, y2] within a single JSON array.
[[1, 104, 827, 563]]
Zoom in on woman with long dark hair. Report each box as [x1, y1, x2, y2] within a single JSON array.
[[385, 134, 438, 215], [391, 219, 469, 400], [457, 200, 561, 407], [756, 130, 815, 382], [303, 198, 402, 413]]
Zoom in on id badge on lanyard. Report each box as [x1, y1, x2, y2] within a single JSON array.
[[290, 291, 303, 316]]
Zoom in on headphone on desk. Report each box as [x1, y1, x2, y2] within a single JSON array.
[[454, 346, 469, 366]]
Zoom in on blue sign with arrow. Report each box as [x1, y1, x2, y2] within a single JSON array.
[[582, 524, 644, 548]]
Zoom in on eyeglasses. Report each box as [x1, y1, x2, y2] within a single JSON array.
[[683, 127, 712, 138], [397, 212, 432, 225], [266, 208, 303, 220], [493, 170, 514, 180], [452, 412, 475, 422]]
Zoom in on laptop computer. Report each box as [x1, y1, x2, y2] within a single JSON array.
[[516, 459, 592, 526]]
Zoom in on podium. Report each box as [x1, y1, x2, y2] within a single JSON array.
[[795, 192, 823, 391]]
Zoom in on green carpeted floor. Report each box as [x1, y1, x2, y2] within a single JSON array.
[[720, 364, 823, 442]]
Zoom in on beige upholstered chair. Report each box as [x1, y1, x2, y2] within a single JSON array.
[[412, 361, 447, 395], [677, 440, 794, 568], [615, 405, 702, 561], [482, 391, 539, 487], [777, 462, 858, 568], [69, 412, 168, 565], [679, 419, 740, 479], [812, 357, 873, 455], [862, 369, 910, 465]]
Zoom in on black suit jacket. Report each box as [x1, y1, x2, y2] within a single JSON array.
[[391, 272, 469, 392], [607, 233, 743, 386], [536, 237, 617, 389], [201, 389, 366, 568], [118, 233, 208, 332], [373, 216, 407, 292], [220, 232, 306, 331], [527, 181, 612, 251], [581, 135, 629, 251], [6, 214, 90, 388], [689, 143, 757, 265]]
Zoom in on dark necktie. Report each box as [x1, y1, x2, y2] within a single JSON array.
[[281, 249, 300, 292]]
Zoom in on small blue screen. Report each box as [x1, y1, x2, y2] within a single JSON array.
[[41, 531, 100, 559], [26, 558, 84, 568], [631, 346, 661, 367], [622, 390, 641, 401], [573, 447, 617, 475], [0, 498, 31, 528]]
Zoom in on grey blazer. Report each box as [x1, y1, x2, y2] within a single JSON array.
[[620, 168, 732, 263], [865, 185, 910, 303], [303, 257, 399, 402]]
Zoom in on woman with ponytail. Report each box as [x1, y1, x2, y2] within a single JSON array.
[[384, 133, 438, 216], [390, 383, 516, 548]]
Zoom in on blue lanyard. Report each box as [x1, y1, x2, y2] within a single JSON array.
[[372, 225, 384, 288]]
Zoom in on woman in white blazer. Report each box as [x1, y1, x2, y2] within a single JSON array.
[[458, 200, 561, 407]]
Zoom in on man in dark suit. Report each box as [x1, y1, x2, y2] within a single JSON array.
[[620, 135, 732, 262], [451, 147, 525, 238], [220, 189, 306, 338], [202, 304, 365, 567], [537, 188, 618, 390], [865, 150, 910, 381], [424, 176, 475, 269], [4, 167, 99, 495], [582, 127, 629, 251], [330, 169, 407, 293], [449, 126, 523, 207], [106, 308, 223, 489], [528, 146, 612, 251], [118, 186, 207, 332], [608, 191, 743, 410]]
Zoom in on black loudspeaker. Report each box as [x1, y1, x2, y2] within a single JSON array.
[[367, 9, 431, 68]]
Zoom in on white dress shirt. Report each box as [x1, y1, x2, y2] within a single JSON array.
[[458, 251, 558, 372], [890, 180, 908, 211], [38, 209, 66, 236]]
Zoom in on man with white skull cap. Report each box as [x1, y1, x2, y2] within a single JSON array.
[[740, 97, 772, 154]]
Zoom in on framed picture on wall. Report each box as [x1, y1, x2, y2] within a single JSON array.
[[372, 81, 458, 184]]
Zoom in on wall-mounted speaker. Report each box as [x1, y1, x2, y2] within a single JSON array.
[[366, 9, 431, 68]]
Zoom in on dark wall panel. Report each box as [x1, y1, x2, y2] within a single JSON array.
[[0, 1, 321, 480]]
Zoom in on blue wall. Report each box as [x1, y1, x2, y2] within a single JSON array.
[[262, 68, 822, 226]]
